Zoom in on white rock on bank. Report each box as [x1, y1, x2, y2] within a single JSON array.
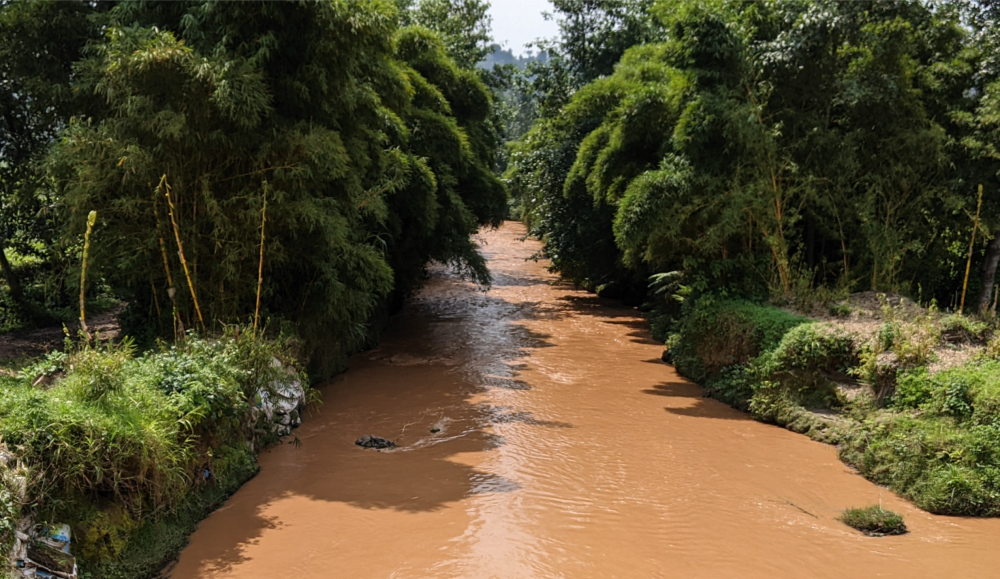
[[259, 357, 306, 436]]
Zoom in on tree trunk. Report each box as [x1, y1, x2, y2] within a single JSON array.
[[978, 232, 1000, 314], [0, 234, 28, 309]]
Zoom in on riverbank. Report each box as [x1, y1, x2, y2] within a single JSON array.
[[666, 293, 1000, 516], [166, 222, 1000, 579], [0, 328, 309, 578]]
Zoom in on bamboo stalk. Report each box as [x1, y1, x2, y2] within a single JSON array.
[[150, 277, 162, 319], [161, 174, 206, 332], [254, 186, 267, 334], [153, 183, 183, 339], [960, 184, 984, 314], [79, 211, 97, 340]]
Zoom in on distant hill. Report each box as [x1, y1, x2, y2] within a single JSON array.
[[479, 44, 548, 69]]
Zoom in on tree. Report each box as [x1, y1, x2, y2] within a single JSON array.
[[48, 1, 505, 375], [410, 0, 493, 69], [508, 0, 972, 304], [547, 0, 661, 83], [0, 0, 101, 321]]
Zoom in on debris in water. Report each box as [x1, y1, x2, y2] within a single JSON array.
[[430, 427, 440, 433], [355, 435, 395, 450]]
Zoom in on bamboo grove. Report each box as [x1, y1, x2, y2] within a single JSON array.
[[1, 0, 506, 376], [506, 0, 1000, 312]]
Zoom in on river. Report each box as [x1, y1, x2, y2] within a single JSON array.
[[166, 221, 1000, 578]]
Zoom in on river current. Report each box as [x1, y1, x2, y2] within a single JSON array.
[[167, 222, 1000, 578]]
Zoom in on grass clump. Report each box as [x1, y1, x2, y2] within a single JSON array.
[[940, 314, 991, 344], [840, 505, 907, 536]]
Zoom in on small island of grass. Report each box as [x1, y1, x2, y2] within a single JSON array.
[[840, 505, 907, 536]]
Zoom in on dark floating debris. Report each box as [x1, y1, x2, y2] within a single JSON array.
[[355, 435, 395, 450]]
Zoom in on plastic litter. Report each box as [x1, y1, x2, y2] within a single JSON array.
[[14, 523, 77, 579]]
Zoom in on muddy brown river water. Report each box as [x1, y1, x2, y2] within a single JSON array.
[[167, 222, 1000, 578]]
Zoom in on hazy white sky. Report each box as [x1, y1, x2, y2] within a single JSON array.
[[489, 0, 560, 55]]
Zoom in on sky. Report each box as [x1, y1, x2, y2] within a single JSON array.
[[488, 0, 560, 55]]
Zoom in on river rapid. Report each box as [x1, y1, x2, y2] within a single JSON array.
[[167, 222, 1000, 578]]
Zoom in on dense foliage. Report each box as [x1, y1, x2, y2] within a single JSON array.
[[507, 0, 1000, 309], [665, 295, 1000, 517], [0, 0, 106, 330], [503, 0, 1000, 519], [0, 1, 506, 574], [0, 0, 506, 376]]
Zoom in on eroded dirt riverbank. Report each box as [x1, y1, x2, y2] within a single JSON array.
[[167, 222, 1000, 578]]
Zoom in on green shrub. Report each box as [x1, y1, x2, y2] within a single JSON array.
[[708, 364, 755, 410], [894, 314, 940, 367], [840, 505, 906, 536], [893, 367, 934, 409], [828, 303, 852, 318], [985, 333, 1000, 359], [893, 360, 1000, 416], [877, 319, 900, 351], [672, 298, 807, 384], [739, 323, 856, 419], [767, 323, 857, 374]]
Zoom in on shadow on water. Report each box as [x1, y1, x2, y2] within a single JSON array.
[[490, 271, 553, 288], [642, 381, 751, 422], [549, 294, 661, 346], [171, 224, 1000, 579], [171, 261, 600, 576], [602, 319, 662, 345]]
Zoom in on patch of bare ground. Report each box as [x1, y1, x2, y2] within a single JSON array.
[[929, 343, 980, 374], [796, 291, 989, 376], [0, 307, 121, 363]]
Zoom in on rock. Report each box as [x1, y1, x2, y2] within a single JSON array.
[[355, 435, 395, 450], [259, 357, 307, 436]]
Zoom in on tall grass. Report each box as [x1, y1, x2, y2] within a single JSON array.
[[0, 326, 306, 570]]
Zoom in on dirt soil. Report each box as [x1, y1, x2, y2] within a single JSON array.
[[800, 291, 981, 374], [0, 309, 121, 363]]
